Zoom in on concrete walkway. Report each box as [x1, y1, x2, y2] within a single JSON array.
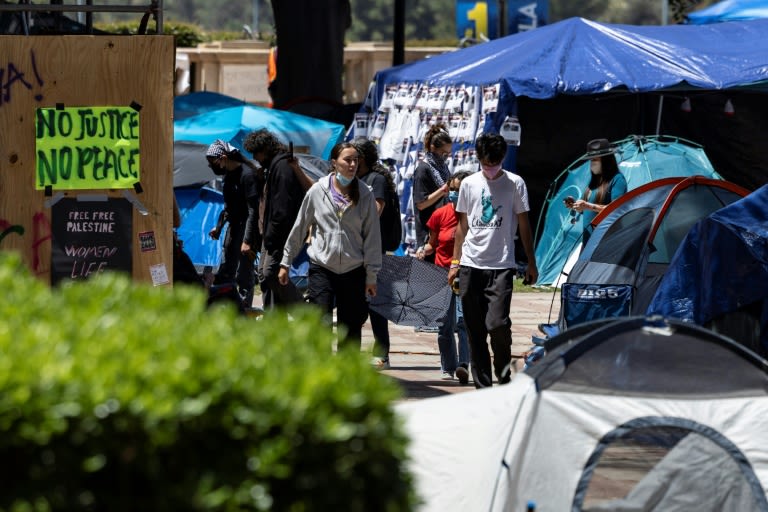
[[362, 290, 561, 401]]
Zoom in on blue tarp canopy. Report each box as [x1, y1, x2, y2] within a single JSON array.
[[371, 16, 768, 109], [686, 0, 768, 24], [174, 103, 345, 160]]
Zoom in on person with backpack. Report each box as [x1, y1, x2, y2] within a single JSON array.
[[243, 129, 307, 309], [353, 137, 400, 369]]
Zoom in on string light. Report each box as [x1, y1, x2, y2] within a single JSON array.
[[724, 99, 735, 116]]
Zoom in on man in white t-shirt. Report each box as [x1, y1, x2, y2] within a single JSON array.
[[448, 133, 539, 388]]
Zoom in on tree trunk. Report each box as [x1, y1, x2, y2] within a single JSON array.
[[269, 0, 351, 112]]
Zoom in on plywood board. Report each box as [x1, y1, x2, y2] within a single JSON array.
[[0, 35, 175, 285]]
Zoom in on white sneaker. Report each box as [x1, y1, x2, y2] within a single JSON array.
[[371, 357, 390, 370], [440, 371, 454, 380]]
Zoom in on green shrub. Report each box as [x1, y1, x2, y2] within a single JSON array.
[[95, 20, 207, 47], [0, 253, 415, 511]]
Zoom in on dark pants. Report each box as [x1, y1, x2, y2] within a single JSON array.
[[259, 245, 302, 308], [458, 266, 515, 388], [369, 308, 390, 360], [214, 222, 255, 303], [307, 263, 369, 351]]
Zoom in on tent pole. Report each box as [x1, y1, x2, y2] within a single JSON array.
[[655, 95, 664, 135]]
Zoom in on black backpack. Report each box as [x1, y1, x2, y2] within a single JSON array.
[[380, 185, 402, 252]]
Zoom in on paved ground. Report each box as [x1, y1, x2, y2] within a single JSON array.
[[362, 290, 561, 401]]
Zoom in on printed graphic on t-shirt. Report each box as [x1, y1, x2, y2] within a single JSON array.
[[474, 188, 502, 227]]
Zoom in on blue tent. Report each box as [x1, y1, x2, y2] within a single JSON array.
[[535, 135, 722, 286], [174, 91, 247, 121], [174, 104, 345, 160], [175, 186, 225, 271], [686, 0, 768, 24], [647, 184, 768, 352]]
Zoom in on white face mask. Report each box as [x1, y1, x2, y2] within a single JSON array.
[[590, 159, 602, 175]]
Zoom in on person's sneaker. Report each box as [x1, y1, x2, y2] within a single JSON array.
[[455, 365, 470, 385], [370, 357, 390, 370], [440, 371, 454, 380]]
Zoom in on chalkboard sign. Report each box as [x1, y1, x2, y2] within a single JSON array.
[[51, 197, 132, 285]]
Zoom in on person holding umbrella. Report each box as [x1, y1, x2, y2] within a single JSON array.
[[448, 133, 538, 388], [419, 170, 472, 383], [277, 141, 382, 351]]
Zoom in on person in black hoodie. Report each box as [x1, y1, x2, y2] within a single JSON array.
[[206, 140, 260, 306], [244, 129, 306, 308]]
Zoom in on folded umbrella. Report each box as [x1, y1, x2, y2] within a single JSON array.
[[370, 255, 453, 328]]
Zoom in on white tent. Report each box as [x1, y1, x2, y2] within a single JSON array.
[[397, 317, 768, 511]]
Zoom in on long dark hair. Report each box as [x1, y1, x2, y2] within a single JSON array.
[[585, 154, 621, 204], [352, 137, 397, 197], [330, 141, 360, 205]]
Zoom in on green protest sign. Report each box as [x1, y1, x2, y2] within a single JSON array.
[[35, 106, 140, 190]]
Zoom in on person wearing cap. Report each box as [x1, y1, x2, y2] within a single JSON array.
[[564, 138, 627, 245], [448, 132, 538, 388], [206, 139, 260, 306]]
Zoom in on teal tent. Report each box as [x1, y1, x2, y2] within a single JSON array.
[[534, 135, 722, 286], [174, 104, 345, 160]]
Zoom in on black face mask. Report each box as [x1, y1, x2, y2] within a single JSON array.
[[209, 162, 227, 176]]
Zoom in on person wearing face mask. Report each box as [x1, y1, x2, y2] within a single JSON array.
[[564, 138, 627, 246], [278, 142, 382, 351], [413, 123, 453, 262], [205, 139, 260, 306], [447, 133, 539, 388], [419, 171, 472, 383]]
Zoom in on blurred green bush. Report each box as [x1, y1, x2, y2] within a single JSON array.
[[94, 20, 242, 47], [0, 253, 415, 511]]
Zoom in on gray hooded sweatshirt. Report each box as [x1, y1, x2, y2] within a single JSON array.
[[281, 175, 382, 285]]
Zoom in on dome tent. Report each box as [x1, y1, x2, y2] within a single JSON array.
[[397, 316, 768, 511]]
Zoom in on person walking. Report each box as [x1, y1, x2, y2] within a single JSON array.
[[243, 129, 306, 308], [448, 133, 539, 388], [413, 123, 453, 261], [419, 171, 472, 384], [353, 137, 395, 369], [278, 141, 382, 351], [564, 138, 627, 246], [205, 139, 259, 305]]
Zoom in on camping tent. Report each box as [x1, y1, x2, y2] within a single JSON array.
[[556, 176, 748, 330], [364, 17, 768, 248], [686, 0, 768, 24], [647, 183, 768, 356], [534, 135, 721, 286], [173, 91, 247, 121], [396, 316, 768, 511], [174, 104, 345, 160]]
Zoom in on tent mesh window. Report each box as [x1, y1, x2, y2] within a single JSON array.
[[576, 421, 768, 512], [546, 328, 768, 398], [590, 208, 654, 270], [648, 186, 745, 265]]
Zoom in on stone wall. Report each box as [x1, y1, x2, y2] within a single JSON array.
[[177, 41, 454, 106]]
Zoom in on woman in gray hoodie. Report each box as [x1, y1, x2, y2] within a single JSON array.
[[278, 141, 382, 351]]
